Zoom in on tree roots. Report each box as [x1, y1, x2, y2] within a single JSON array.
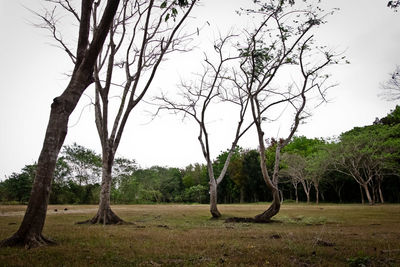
[[76, 208, 129, 225], [0, 233, 56, 249]]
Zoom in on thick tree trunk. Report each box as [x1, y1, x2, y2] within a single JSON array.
[[209, 179, 221, 218], [0, 71, 92, 248], [315, 185, 319, 205], [79, 150, 124, 224], [254, 188, 280, 222]]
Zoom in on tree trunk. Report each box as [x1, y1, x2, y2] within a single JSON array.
[[315, 184, 319, 204], [378, 181, 385, 204], [294, 183, 299, 203], [0, 71, 92, 248], [240, 186, 245, 203], [254, 188, 280, 222], [359, 185, 365, 204], [362, 183, 373, 205], [209, 179, 221, 218], [306, 192, 310, 204], [301, 181, 310, 204], [79, 150, 124, 224]]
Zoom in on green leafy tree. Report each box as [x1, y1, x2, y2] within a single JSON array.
[[0, 165, 35, 203], [330, 122, 400, 204], [62, 143, 101, 185]]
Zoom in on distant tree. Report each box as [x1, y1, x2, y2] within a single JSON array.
[[61, 143, 101, 185], [330, 122, 400, 205], [225, 148, 247, 203], [380, 66, 400, 101], [306, 149, 330, 204], [0, 0, 121, 248], [282, 136, 327, 203], [281, 153, 312, 203], [0, 165, 35, 203], [378, 105, 400, 125]]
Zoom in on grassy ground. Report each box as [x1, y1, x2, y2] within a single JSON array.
[[1, 203, 400, 266]]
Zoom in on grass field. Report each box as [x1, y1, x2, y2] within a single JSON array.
[[1, 203, 400, 266]]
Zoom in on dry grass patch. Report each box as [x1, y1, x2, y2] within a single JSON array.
[[1, 203, 400, 266]]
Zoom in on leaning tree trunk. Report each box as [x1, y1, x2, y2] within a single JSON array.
[[0, 70, 93, 248], [362, 183, 373, 205], [378, 180, 384, 204], [209, 178, 221, 218], [254, 188, 281, 222]]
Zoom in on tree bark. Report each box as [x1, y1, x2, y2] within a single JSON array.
[[362, 183, 373, 205], [78, 149, 124, 224], [362, 183, 374, 205], [209, 178, 221, 218], [315, 184, 319, 204], [254, 188, 281, 222], [359, 185, 365, 204], [378, 180, 385, 204]]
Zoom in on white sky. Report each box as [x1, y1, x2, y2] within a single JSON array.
[[0, 0, 399, 180]]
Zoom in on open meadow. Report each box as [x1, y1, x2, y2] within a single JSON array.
[[1, 203, 400, 266]]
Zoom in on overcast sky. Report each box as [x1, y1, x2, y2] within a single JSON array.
[[0, 0, 399, 180]]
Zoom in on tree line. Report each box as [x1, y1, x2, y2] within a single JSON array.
[[2, 106, 399, 205]]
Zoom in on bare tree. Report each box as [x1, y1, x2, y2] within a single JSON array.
[[73, 0, 197, 224], [0, 0, 121, 248], [157, 34, 251, 218], [234, 1, 339, 222], [281, 153, 312, 203], [380, 65, 400, 101]]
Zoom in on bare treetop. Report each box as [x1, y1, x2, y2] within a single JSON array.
[[380, 65, 400, 101]]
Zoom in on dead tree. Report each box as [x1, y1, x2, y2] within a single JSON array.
[[77, 0, 197, 224], [0, 0, 121, 248], [157, 34, 251, 218]]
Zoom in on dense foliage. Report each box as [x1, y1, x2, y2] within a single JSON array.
[[1, 107, 399, 205]]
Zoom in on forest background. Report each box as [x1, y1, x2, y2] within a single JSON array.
[[1, 105, 399, 205]]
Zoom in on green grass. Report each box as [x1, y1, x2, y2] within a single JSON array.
[[1, 203, 400, 266]]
